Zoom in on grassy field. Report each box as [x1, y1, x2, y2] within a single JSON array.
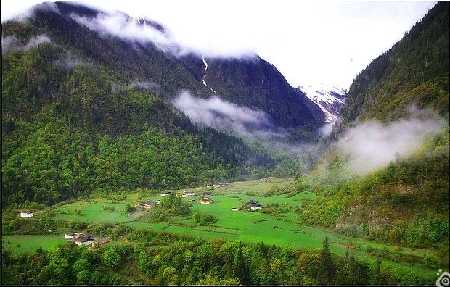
[[2, 177, 443, 278], [3, 235, 67, 255]]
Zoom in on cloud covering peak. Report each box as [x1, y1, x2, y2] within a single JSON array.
[[68, 7, 256, 58]]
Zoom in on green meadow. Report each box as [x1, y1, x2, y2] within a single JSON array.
[[55, 200, 130, 223]]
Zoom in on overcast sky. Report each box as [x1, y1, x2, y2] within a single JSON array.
[[1, 0, 437, 90]]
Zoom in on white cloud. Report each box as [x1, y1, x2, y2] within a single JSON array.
[[70, 12, 171, 44], [172, 90, 318, 156], [336, 114, 445, 176], [2, 34, 52, 54], [173, 91, 268, 127]]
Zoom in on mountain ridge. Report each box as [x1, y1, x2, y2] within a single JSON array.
[[2, 1, 325, 134]]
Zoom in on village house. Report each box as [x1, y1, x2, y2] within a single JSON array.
[[213, 182, 227, 188], [199, 196, 213, 204], [19, 210, 34, 218], [182, 190, 196, 197], [74, 235, 94, 246], [247, 199, 263, 211], [160, 190, 172, 197], [64, 232, 75, 239], [65, 232, 84, 240], [65, 232, 109, 248], [135, 200, 157, 209]]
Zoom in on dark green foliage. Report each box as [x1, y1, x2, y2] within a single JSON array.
[[142, 193, 190, 222], [318, 236, 336, 285], [192, 211, 218, 226]]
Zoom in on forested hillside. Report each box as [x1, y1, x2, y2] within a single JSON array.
[[337, 1, 448, 128], [1, 41, 282, 206]]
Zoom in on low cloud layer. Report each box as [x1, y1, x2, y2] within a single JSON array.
[[336, 115, 446, 176], [173, 91, 319, 157], [173, 91, 286, 139], [54, 51, 89, 70], [1, 34, 51, 55]]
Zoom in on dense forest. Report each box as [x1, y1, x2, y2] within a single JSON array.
[[2, 1, 449, 286]]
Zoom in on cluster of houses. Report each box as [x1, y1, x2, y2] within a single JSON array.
[[135, 188, 264, 212]]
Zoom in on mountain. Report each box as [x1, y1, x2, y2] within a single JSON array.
[[1, 2, 449, 285], [297, 84, 347, 123], [1, 1, 325, 132]]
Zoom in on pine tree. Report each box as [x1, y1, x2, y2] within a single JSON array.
[[318, 236, 336, 285]]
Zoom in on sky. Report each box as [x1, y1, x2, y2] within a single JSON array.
[[1, 0, 437, 90]]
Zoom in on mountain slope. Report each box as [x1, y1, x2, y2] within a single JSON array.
[[180, 55, 325, 130], [337, 1, 449, 130], [297, 2, 449, 251]]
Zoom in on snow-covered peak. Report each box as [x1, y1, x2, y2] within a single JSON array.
[[299, 83, 346, 105], [298, 83, 347, 123]]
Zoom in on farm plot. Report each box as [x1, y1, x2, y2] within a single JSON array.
[[54, 199, 130, 223]]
